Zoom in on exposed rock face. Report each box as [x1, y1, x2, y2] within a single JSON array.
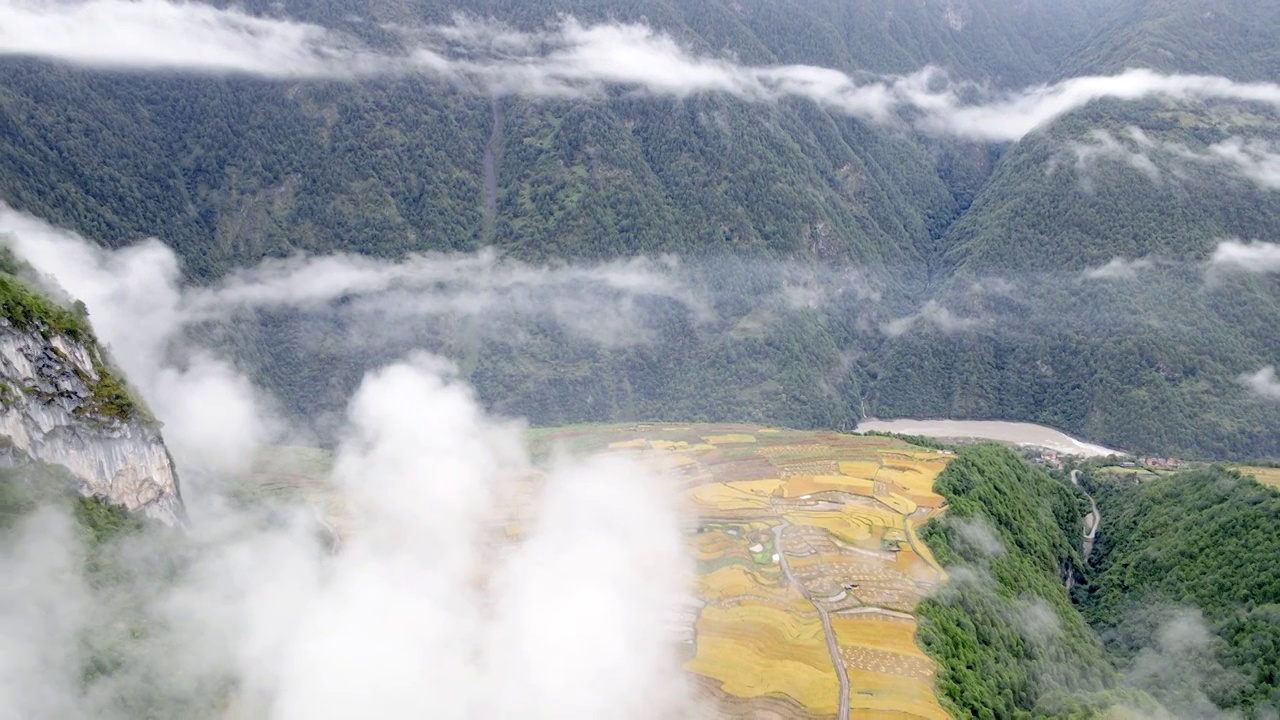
[[0, 318, 183, 524]]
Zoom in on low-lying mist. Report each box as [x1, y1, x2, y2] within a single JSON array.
[[0, 208, 707, 718], [0, 204, 1275, 717], [1, 341, 700, 719], [1, 204, 1276, 460]]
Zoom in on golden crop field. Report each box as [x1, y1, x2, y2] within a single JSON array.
[[532, 423, 954, 719], [1235, 465, 1280, 490], [259, 425, 955, 718]]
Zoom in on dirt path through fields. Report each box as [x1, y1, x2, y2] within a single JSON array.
[[771, 521, 850, 720]]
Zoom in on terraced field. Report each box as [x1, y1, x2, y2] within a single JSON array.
[[250, 426, 955, 718], [532, 424, 953, 720]]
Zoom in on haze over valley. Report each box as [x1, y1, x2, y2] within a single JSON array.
[[0, 0, 1278, 718]]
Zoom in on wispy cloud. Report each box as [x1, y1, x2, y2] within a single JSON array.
[[882, 300, 981, 337], [1082, 257, 1155, 281], [1209, 239, 1280, 274], [920, 70, 1280, 141], [1071, 130, 1280, 192], [1206, 138, 1280, 189], [1240, 366, 1280, 400], [1072, 129, 1162, 184], [0, 0, 377, 77], [5, 3, 1280, 141]]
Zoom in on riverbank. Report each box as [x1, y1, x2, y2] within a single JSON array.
[[856, 419, 1125, 458]]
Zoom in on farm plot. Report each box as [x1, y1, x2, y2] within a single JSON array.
[[533, 424, 953, 718]]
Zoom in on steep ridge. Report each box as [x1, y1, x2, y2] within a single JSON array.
[[917, 445, 1161, 718], [0, 262, 183, 524], [1080, 467, 1280, 715], [2, 0, 1277, 461]]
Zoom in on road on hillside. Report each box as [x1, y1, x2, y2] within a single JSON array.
[[771, 521, 850, 720], [1070, 469, 1100, 559]]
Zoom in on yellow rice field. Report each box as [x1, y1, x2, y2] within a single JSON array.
[[531, 423, 954, 719]]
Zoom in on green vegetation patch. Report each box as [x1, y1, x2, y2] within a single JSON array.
[[916, 446, 1157, 719], [1080, 468, 1280, 715], [0, 247, 148, 424], [0, 255, 91, 341]]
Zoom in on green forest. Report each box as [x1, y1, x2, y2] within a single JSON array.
[[1079, 468, 1280, 716], [3, 0, 1279, 459], [918, 447, 1280, 718]]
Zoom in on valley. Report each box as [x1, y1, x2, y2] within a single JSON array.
[[0, 1, 1278, 718]]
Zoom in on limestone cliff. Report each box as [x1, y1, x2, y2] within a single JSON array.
[[0, 277, 183, 525]]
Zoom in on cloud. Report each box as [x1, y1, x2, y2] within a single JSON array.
[[1012, 597, 1063, 645], [6, 4, 1280, 141], [1203, 137, 1280, 188], [1209, 239, 1280, 274], [1206, 138, 1280, 189], [0, 207, 276, 487], [0, 354, 700, 718], [882, 300, 981, 337], [1124, 608, 1248, 720], [0, 508, 91, 720], [183, 249, 705, 346], [952, 517, 1006, 557], [0, 210, 701, 716], [919, 69, 1280, 141], [1240, 366, 1280, 400], [1083, 257, 1155, 280], [1072, 129, 1162, 184], [0, 0, 376, 77], [1071, 131, 1280, 192]]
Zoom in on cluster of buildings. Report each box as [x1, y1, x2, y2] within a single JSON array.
[[1121, 457, 1182, 469]]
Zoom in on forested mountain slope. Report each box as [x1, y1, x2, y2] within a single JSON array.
[[1080, 467, 1280, 717], [1, 0, 1277, 459], [919, 450, 1280, 718], [1062, 0, 1280, 81], [916, 446, 1137, 718], [0, 0, 1102, 279]]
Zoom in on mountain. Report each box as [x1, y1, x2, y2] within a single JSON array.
[[1062, 0, 1280, 81], [0, 250, 183, 524], [1, 0, 1278, 460], [917, 445, 1156, 718], [919, 447, 1280, 719], [1080, 466, 1280, 716]]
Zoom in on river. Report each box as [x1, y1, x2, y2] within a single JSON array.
[[855, 419, 1124, 458]]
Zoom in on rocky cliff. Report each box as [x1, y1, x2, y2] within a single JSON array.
[[0, 275, 184, 525]]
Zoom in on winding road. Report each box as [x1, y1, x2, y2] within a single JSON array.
[[1070, 469, 1100, 559], [771, 521, 850, 720]]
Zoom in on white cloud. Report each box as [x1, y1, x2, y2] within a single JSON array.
[[1209, 239, 1280, 274], [1240, 366, 1280, 400], [882, 300, 981, 337], [918, 69, 1280, 141], [952, 517, 1005, 557], [1082, 257, 1155, 280], [0, 209, 702, 717], [6, 4, 1280, 141], [1071, 131, 1280, 192], [1207, 138, 1280, 189], [184, 249, 704, 346], [0, 206, 277, 488], [0, 0, 379, 77], [1071, 129, 1162, 184]]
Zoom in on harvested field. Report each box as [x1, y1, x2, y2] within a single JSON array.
[[532, 423, 954, 718]]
